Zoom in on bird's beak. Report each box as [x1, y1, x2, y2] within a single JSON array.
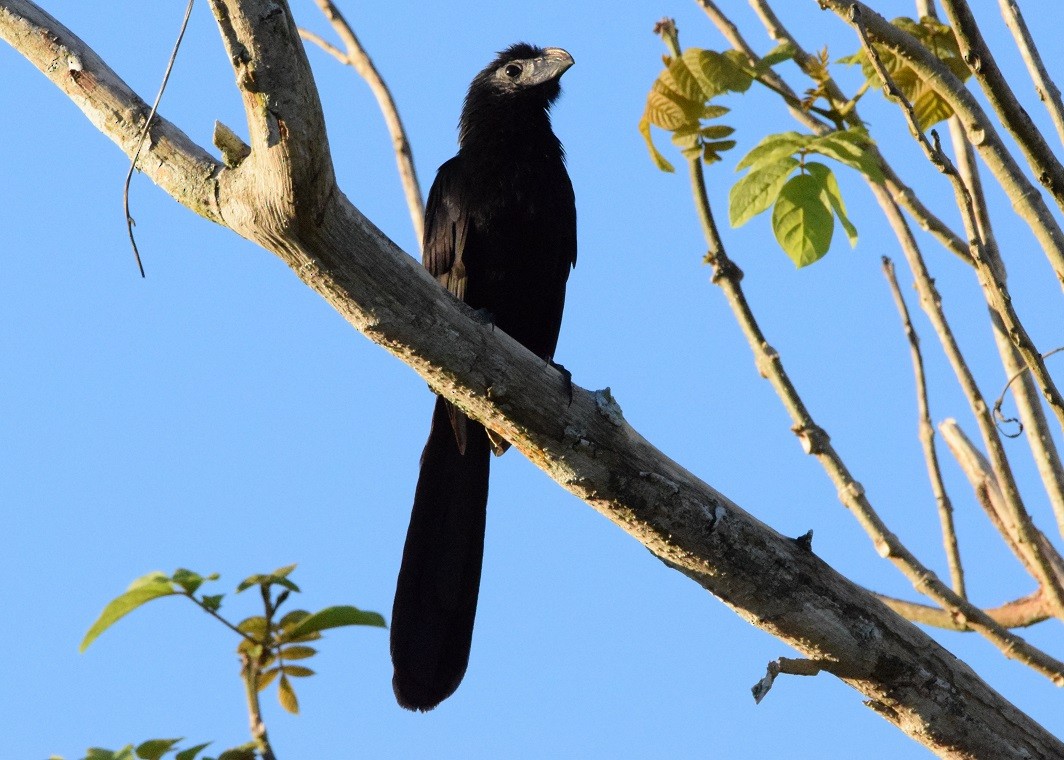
[[529, 47, 575, 85]]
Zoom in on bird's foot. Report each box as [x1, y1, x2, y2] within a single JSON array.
[[549, 359, 574, 406], [471, 307, 496, 331]]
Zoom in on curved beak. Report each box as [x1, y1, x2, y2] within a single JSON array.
[[528, 47, 575, 86]]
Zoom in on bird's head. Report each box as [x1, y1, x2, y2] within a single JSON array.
[[468, 43, 574, 108]]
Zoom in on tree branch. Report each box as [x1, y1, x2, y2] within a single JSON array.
[[818, 0, 1064, 290], [881, 256, 965, 597], [938, 0, 1064, 210], [878, 591, 1050, 630], [299, 0, 424, 245], [3, 0, 1063, 755], [997, 0, 1064, 147]]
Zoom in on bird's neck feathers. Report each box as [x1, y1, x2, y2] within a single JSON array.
[[457, 97, 564, 164]]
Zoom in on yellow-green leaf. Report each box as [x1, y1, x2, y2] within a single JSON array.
[[772, 173, 834, 267], [806, 163, 858, 247], [280, 645, 318, 660], [730, 156, 800, 227], [277, 674, 299, 714], [80, 574, 177, 652], [735, 132, 809, 172]]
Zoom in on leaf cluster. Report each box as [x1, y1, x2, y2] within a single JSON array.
[[729, 129, 883, 267], [79, 565, 385, 715], [52, 738, 255, 760], [838, 16, 972, 130], [639, 47, 763, 172]]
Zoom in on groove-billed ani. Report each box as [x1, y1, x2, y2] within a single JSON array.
[[390, 43, 577, 711]]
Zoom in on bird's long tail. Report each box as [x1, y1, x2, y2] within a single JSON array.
[[391, 395, 490, 711]]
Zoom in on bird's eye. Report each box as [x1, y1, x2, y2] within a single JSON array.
[[504, 63, 522, 78]]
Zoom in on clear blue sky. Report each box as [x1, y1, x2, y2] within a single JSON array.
[[4, 1, 1063, 757]]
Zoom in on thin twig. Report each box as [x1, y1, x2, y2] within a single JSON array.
[[819, 0, 1064, 291], [736, 0, 972, 264], [946, 113, 1064, 540], [998, 0, 1064, 147], [299, 0, 424, 246], [881, 256, 965, 597], [851, 5, 1064, 618], [995, 347, 1064, 432], [670, 6, 1064, 679], [123, 0, 196, 278], [878, 590, 1049, 630], [940, 419, 1064, 589], [939, 0, 1064, 212]]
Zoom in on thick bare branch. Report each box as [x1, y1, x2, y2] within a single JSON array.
[[3, 1, 1064, 755], [0, 1, 223, 224]]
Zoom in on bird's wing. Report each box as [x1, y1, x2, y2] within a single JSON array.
[[422, 157, 472, 302], [422, 157, 473, 453]]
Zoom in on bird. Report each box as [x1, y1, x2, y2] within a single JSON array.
[[390, 43, 577, 712]]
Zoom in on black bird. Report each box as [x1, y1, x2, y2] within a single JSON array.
[[390, 43, 577, 711]]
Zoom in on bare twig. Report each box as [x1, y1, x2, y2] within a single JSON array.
[[673, 3, 1064, 678], [299, 0, 424, 245], [940, 420, 1064, 589], [123, 0, 196, 277], [737, 0, 972, 264], [752, 657, 832, 704], [998, 0, 1064, 147], [818, 0, 1064, 290], [852, 6, 1064, 618], [878, 591, 1049, 630], [881, 256, 964, 597], [939, 0, 1064, 211], [946, 113, 1064, 540]]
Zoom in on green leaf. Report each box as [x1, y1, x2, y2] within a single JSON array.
[[806, 163, 858, 247], [257, 666, 281, 692], [772, 173, 834, 267], [809, 130, 884, 183], [136, 739, 182, 760], [200, 594, 224, 612], [279, 645, 317, 660], [702, 140, 737, 165], [175, 744, 211, 760], [236, 616, 268, 639], [735, 132, 809, 172], [237, 565, 299, 594], [699, 124, 735, 140], [281, 664, 315, 678], [281, 605, 387, 642], [639, 116, 676, 172], [702, 104, 730, 119], [215, 743, 256, 760], [81, 574, 177, 652], [684, 49, 754, 98], [729, 156, 800, 227], [756, 42, 796, 73], [170, 569, 216, 596], [278, 674, 299, 714]]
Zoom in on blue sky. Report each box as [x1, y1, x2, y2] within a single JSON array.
[[4, 1, 1064, 757]]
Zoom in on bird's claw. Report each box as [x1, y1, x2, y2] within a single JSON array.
[[549, 359, 574, 406], [472, 307, 496, 331]]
